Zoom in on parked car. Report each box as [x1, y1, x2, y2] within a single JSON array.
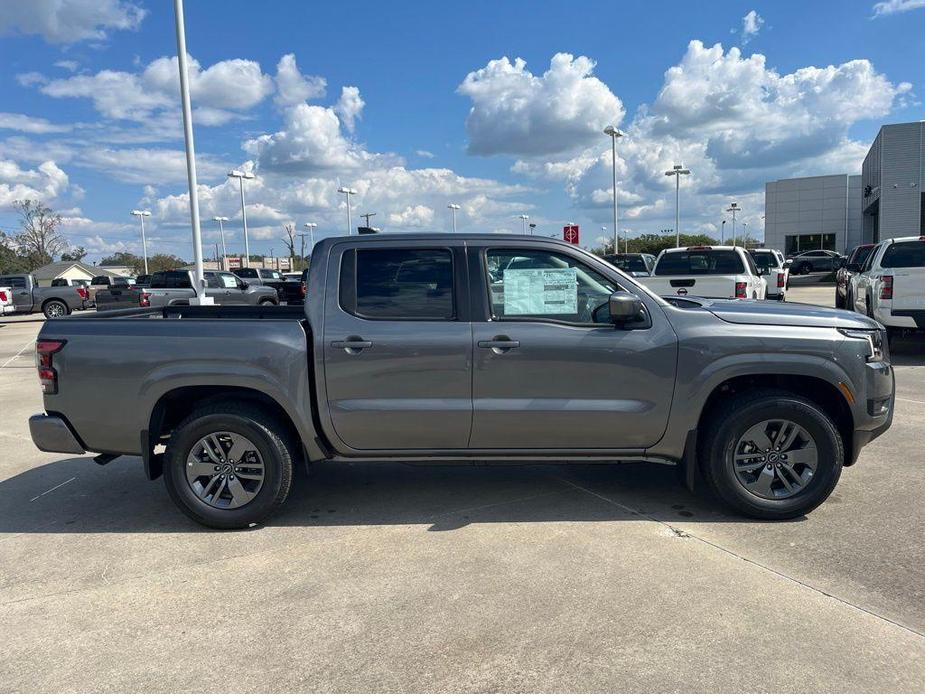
[[786, 249, 844, 275], [601, 253, 657, 277], [30, 234, 894, 529], [749, 249, 789, 301], [639, 246, 766, 299], [835, 244, 876, 309], [850, 236, 925, 341], [0, 273, 87, 318], [0, 285, 14, 315], [232, 267, 287, 301], [86, 275, 135, 305], [95, 270, 280, 311]]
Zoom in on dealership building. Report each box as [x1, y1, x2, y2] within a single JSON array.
[[765, 121, 924, 255]]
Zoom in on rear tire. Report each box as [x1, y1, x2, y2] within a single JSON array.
[[43, 299, 69, 319], [163, 403, 294, 529], [798, 262, 812, 275], [258, 298, 277, 306], [699, 389, 843, 520]]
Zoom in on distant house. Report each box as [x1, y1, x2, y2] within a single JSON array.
[[31, 261, 121, 287], [96, 264, 135, 278]]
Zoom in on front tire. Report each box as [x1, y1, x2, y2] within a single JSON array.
[[700, 389, 843, 520], [258, 298, 277, 306], [798, 262, 812, 275], [163, 403, 294, 529]]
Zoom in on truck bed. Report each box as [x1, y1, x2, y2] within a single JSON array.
[[77, 304, 306, 320]]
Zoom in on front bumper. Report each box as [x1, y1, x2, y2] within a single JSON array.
[[29, 413, 86, 454], [848, 359, 895, 464]]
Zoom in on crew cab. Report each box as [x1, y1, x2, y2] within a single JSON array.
[[232, 267, 288, 302], [87, 275, 135, 305], [851, 236, 925, 338], [95, 270, 279, 311], [749, 249, 789, 301], [639, 246, 766, 300], [0, 273, 87, 318], [836, 244, 876, 309], [29, 234, 893, 529]]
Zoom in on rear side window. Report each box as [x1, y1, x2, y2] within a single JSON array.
[[749, 252, 776, 270], [51, 278, 67, 286], [853, 246, 874, 267], [340, 248, 455, 320], [91, 276, 111, 286], [881, 242, 925, 269], [150, 271, 192, 289], [1, 276, 26, 288], [654, 250, 745, 275], [235, 268, 258, 278]]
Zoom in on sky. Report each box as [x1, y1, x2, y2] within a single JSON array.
[[0, 0, 923, 262]]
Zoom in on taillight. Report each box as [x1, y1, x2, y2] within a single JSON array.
[[36, 339, 66, 394], [880, 275, 893, 300], [300, 281, 307, 298], [139, 291, 151, 308], [0, 289, 7, 302], [76, 287, 88, 300], [777, 273, 785, 288], [735, 281, 747, 298]]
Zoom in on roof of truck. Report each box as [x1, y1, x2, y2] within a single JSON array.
[[316, 232, 575, 245]]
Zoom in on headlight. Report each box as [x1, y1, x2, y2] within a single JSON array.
[[839, 328, 885, 362]]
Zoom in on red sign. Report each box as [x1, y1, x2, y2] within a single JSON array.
[[563, 224, 580, 244], [226, 256, 242, 269]]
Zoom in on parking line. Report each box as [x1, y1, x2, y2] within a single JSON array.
[[29, 477, 76, 502], [897, 397, 925, 407], [0, 339, 35, 369]]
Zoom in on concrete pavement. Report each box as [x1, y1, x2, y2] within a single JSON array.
[[1, 293, 924, 693]]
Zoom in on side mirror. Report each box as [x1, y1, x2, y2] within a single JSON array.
[[608, 291, 644, 325], [756, 267, 768, 276], [238, 281, 249, 290], [784, 259, 793, 267], [836, 258, 847, 269], [846, 262, 861, 272]]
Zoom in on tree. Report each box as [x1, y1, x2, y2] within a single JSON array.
[[592, 231, 719, 257], [281, 223, 297, 270], [147, 254, 187, 273], [13, 199, 66, 269], [0, 230, 29, 274], [60, 246, 87, 262], [100, 251, 145, 275]]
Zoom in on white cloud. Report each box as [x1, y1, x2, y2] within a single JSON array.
[[415, 150, 435, 159], [388, 205, 435, 228], [54, 60, 79, 72], [274, 54, 326, 107], [458, 53, 625, 157], [0, 0, 145, 44], [872, 0, 925, 16], [0, 159, 70, 208], [0, 113, 72, 134], [16, 72, 47, 87], [738, 10, 764, 44], [76, 147, 230, 185], [335, 86, 364, 133], [38, 55, 274, 126]]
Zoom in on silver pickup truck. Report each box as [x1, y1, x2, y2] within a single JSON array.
[[95, 269, 279, 310], [28, 234, 894, 529], [0, 273, 88, 318]]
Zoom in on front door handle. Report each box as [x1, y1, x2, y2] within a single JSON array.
[[478, 337, 520, 354], [331, 338, 373, 353]]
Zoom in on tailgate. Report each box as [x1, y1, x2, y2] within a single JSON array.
[[640, 275, 735, 298], [96, 288, 140, 311], [891, 268, 925, 311]]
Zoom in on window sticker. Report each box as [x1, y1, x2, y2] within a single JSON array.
[[502, 268, 577, 315], [221, 274, 239, 288]]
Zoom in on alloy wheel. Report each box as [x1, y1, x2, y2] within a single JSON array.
[[732, 419, 818, 500], [185, 431, 265, 509]]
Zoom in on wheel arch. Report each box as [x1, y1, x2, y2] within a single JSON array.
[[41, 297, 69, 315], [144, 385, 314, 480]]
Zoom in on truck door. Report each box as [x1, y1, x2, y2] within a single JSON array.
[[469, 245, 677, 450], [322, 242, 472, 450]]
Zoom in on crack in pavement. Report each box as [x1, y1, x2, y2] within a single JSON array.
[[554, 475, 925, 640]]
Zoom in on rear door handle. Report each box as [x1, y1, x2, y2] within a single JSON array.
[[331, 338, 373, 352], [478, 338, 520, 353]]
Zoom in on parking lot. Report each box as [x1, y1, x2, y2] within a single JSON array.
[[2, 288, 924, 693]]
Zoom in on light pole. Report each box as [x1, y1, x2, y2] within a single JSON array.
[[173, 0, 206, 297], [726, 203, 741, 246], [741, 222, 749, 248], [130, 210, 151, 274], [360, 212, 376, 231], [338, 187, 356, 235], [665, 164, 691, 248], [721, 219, 726, 244], [518, 214, 529, 234], [212, 216, 229, 270], [303, 222, 317, 262], [529, 223, 536, 235], [604, 126, 624, 254], [228, 169, 255, 266], [447, 203, 460, 232]]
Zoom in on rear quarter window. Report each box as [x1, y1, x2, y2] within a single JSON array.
[[654, 250, 745, 275]]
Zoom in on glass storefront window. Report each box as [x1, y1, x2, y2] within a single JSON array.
[[785, 234, 836, 255]]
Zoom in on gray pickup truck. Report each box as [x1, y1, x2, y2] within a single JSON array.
[[0, 273, 88, 318], [28, 234, 894, 529], [95, 269, 279, 311]]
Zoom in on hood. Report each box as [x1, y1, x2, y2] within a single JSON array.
[[693, 298, 880, 330]]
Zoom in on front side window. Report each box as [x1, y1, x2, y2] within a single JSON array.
[[341, 248, 455, 320], [853, 246, 874, 267], [486, 249, 618, 324], [861, 245, 880, 272], [654, 250, 744, 275], [749, 252, 776, 271]]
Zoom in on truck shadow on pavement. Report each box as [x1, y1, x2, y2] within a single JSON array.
[[0, 457, 765, 534]]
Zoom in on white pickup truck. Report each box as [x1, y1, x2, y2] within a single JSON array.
[[851, 235, 925, 338], [749, 248, 789, 301], [640, 246, 766, 300]]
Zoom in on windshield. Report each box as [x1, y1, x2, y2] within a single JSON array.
[[603, 255, 648, 272], [749, 252, 777, 270], [654, 250, 744, 276]]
